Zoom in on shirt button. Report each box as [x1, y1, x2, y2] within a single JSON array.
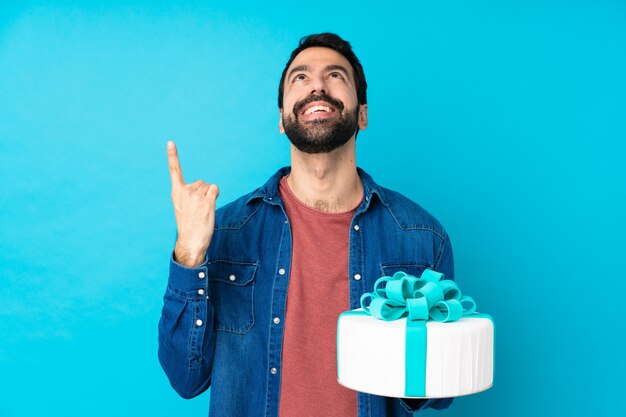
[[354, 274, 362, 281], [270, 367, 277, 374], [197, 289, 205, 295], [273, 317, 280, 324], [196, 319, 203, 327], [229, 274, 236, 281], [278, 268, 286, 276], [354, 225, 360, 231], [198, 271, 206, 279], [284, 219, 289, 224]]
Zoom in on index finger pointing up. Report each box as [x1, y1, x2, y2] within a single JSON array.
[[167, 141, 186, 187]]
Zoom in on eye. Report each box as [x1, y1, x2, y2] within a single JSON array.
[[328, 72, 344, 80], [293, 74, 307, 82]]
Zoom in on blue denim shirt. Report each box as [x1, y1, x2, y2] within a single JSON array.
[[158, 167, 454, 417]]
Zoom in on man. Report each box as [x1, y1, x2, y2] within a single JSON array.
[[159, 33, 454, 417]]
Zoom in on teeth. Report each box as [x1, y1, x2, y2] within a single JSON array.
[[304, 105, 332, 115]]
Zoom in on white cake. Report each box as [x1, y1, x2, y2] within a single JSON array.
[[337, 309, 494, 398]]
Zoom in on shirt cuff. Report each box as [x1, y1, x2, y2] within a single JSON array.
[[168, 251, 210, 297]]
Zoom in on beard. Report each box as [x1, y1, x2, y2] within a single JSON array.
[[282, 93, 359, 154]]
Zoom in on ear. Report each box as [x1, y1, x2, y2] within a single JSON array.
[[278, 109, 285, 134], [358, 104, 368, 130]]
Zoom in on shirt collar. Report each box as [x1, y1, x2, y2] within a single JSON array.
[[246, 166, 389, 208]]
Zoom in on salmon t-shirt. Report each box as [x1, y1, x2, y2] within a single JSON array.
[[277, 175, 358, 417]]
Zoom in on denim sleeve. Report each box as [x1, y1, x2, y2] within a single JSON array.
[[398, 230, 456, 413], [434, 230, 454, 281], [157, 252, 216, 399]]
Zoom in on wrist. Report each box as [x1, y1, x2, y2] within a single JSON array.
[[174, 242, 206, 267]]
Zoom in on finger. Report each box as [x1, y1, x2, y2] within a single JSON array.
[[167, 141, 185, 187], [187, 180, 204, 191], [206, 183, 220, 199], [196, 183, 212, 196]]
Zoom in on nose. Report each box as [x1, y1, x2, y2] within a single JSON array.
[[310, 75, 327, 96]]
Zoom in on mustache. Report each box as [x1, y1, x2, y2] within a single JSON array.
[[293, 93, 345, 117]]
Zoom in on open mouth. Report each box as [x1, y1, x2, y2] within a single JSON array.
[[299, 101, 337, 119]]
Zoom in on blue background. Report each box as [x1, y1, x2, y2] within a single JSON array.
[[1, 1, 624, 416]]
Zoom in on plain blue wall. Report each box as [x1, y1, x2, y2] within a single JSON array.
[[1, 1, 624, 416]]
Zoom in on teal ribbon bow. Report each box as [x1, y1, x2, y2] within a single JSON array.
[[360, 270, 476, 323], [358, 269, 478, 397]]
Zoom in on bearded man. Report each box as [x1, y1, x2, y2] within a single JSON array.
[[159, 33, 454, 417]]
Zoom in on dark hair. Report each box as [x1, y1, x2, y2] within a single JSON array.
[[278, 33, 367, 109]]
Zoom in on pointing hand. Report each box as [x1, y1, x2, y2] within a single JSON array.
[[167, 141, 219, 267]]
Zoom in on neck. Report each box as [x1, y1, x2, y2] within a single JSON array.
[[287, 138, 363, 213]]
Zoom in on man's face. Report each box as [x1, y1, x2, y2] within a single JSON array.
[[279, 47, 368, 154]]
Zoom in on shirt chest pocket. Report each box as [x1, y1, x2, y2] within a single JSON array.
[[207, 259, 258, 335], [380, 261, 433, 279]]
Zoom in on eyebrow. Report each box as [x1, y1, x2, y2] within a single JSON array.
[[287, 64, 351, 80], [287, 65, 311, 80], [325, 64, 350, 76]]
